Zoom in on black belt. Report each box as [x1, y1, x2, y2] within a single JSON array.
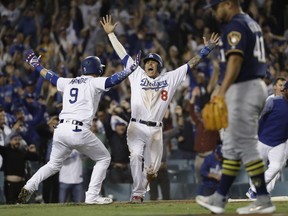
[[59, 119, 83, 126], [131, 118, 162, 127]]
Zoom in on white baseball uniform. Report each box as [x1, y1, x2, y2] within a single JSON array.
[[123, 56, 188, 197], [24, 75, 111, 203]]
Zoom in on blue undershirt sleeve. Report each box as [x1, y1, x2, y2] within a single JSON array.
[[45, 70, 59, 86], [105, 69, 132, 88]]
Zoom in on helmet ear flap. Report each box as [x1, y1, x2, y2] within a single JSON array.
[[98, 67, 104, 76]]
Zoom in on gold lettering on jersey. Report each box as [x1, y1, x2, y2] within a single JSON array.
[[227, 31, 241, 47], [69, 77, 88, 84], [140, 78, 168, 91]]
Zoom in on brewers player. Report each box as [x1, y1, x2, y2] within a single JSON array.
[[17, 49, 141, 204], [100, 14, 219, 203], [247, 80, 288, 199], [196, 0, 275, 214]]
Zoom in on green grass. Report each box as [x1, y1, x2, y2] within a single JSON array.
[[0, 200, 287, 216]]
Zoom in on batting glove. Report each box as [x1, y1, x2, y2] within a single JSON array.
[[24, 49, 42, 69], [127, 50, 142, 73]]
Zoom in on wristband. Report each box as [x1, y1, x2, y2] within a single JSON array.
[[198, 46, 212, 58]]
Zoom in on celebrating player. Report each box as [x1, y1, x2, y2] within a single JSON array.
[[196, 0, 275, 214], [246, 81, 288, 199], [100, 14, 219, 203], [17, 49, 141, 204]]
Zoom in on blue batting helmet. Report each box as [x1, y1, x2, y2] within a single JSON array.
[[143, 53, 163, 71], [81, 56, 105, 76]]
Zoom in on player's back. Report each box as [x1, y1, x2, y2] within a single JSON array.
[[57, 76, 106, 126], [220, 13, 266, 83]]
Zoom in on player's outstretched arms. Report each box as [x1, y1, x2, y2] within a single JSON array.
[[100, 14, 127, 59], [24, 49, 59, 86], [188, 32, 220, 69], [105, 51, 141, 88]]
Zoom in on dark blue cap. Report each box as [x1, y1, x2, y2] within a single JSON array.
[[215, 144, 223, 158], [264, 71, 272, 79], [203, 0, 226, 9], [11, 133, 21, 139]]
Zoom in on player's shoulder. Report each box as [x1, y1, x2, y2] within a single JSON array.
[[269, 95, 283, 101], [226, 13, 256, 32], [265, 95, 283, 107], [165, 64, 188, 74]]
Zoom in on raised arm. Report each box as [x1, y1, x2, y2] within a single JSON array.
[[187, 32, 220, 69], [105, 51, 141, 88], [24, 50, 59, 86], [100, 14, 128, 60]]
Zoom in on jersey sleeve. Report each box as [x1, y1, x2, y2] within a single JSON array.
[[166, 64, 188, 86], [121, 54, 132, 69], [223, 21, 247, 58], [90, 77, 109, 91], [260, 97, 274, 118], [57, 78, 72, 92]]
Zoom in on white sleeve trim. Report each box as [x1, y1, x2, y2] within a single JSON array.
[[108, 33, 127, 60]]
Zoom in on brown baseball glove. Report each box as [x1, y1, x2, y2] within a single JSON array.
[[202, 96, 228, 130]]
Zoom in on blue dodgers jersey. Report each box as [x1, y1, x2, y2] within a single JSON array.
[[218, 13, 267, 84], [258, 96, 288, 146], [200, 153, 222, 187]]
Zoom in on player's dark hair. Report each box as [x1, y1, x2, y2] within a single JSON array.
[[273, 77, 286, 86]]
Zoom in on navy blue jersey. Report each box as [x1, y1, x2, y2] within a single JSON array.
[[200, 153, 222, 188], [258, 96, 288, 147], [218, 13, 266, 84]]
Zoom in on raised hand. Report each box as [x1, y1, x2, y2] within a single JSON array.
[[100, 14, 118, 34], [24, 49, 41, 69], [204, 32, 220, 49], [199, 32, 220, 58], [127, 50, 142, 73]]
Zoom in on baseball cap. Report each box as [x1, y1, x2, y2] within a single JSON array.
[[203, 0, 226, 9], [10, 133, 21, 140], [26, 93, 35, 99], [115, 122, 126, 127], [264, 70, 272, 80], [215, 144, 223, 158]]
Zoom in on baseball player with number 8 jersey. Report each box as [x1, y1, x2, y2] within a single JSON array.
[[17, 49, 141, 205], [101, 14, 219, 203]]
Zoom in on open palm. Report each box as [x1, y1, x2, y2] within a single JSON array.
[[203, 32, 220, 47], [100, 14, 118, 34]]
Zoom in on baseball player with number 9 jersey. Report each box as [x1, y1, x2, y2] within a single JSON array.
[[17, 49, 141, 205], [101, 14, 219, 203]]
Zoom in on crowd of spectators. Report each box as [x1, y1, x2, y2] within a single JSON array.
[[0, 0, 287, 203]]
